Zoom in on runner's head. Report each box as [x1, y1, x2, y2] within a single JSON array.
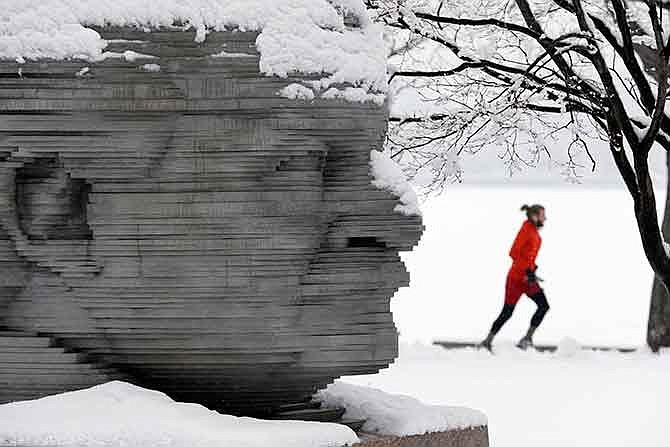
[[521, 204, 546, 228]]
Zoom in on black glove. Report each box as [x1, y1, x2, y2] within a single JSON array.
[[525, 268, 538, 284]]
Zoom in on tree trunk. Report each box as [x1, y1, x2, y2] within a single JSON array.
[[648, 151, 670, 351]]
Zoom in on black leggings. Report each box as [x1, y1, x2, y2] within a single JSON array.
[[490, 291, 550, 335]]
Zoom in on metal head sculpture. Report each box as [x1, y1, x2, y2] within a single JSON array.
[[0, 3, 423, 414]]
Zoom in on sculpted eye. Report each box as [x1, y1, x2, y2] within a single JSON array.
[[16, 159, 92, 241]]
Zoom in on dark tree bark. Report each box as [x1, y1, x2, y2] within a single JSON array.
[[648, 152, 670, 352]]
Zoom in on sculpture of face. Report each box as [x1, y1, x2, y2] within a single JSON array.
[[0, 29, 422, 414]]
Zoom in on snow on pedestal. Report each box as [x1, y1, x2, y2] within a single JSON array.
[[317, 382, 487, 437], [0, 380, 490, 447], [0, 381, 358, 447]]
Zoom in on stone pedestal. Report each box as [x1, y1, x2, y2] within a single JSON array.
[[355, 427, 489, 447]]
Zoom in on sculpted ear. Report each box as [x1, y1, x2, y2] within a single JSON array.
[[0, 151, 102, 278]]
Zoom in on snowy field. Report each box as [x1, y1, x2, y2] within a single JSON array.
[[342, 342, 669, 447], [342, 184, 670, 447]]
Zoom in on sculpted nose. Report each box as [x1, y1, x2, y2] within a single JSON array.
[[368, 149, 424, 250], [323, 148, 423, 252], [296, 143, 423, 377]]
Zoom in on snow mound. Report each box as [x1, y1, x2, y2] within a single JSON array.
[[0, 381, 358, 447], [0, 1, 387, 96], [556, 337, 581, 358], [317, 382, 487, 437], [370, 150, 421, 216]]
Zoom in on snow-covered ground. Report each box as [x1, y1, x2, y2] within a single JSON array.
[[341, 183, 670, 447], [343, 342, 670, 447]]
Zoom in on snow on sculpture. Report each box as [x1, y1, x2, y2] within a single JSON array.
[[0, 1, 423, 414]]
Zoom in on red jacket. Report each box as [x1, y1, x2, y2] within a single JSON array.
[[509, 220, 541, 280]]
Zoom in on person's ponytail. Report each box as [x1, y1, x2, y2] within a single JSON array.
[[521, 204, 545, 220]]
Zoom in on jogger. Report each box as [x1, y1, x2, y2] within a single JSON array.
[[482, 204, 550, 350]]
